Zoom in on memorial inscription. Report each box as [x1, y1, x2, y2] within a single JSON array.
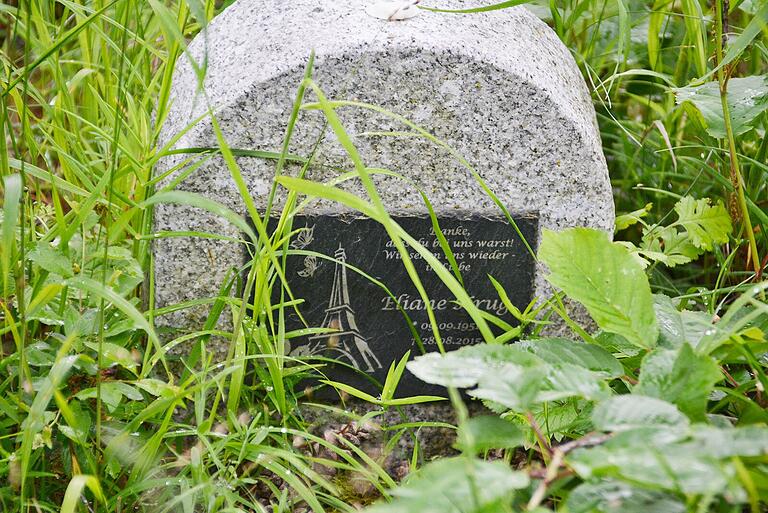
[[154, 0, 616, 402], [258, 214, 538, 395]]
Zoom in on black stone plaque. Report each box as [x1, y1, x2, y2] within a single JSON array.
[[251, 214, 538, 397]]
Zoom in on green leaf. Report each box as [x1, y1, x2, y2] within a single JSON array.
[[688, 425, 768, 459], [673, 197, 732, 250], [615, 203, 652, 232], [539, 363, 611, 402], [570, 424, 768, 498], [28, 243, 73, 278], [467, 365, 548, 410], [141, 191, 257, 242], [635, 344, 722, 421], [592, 395, 689, 432], [567, 430, 730, 495], [456, 416, 524, 453], [1, 174, 21, 291], [408, 345, 610, 411], [674, 75, 768, 138], [538, 228, 658, 350], [58, 401, 91, 446], [653, 295, 720, 350], [60, 475, 105, 513], [521, 399, 594, 442], [641, 226, 704, 267], [407, 344, 542, 389], [134, 379, 178, 398], [83, 342, 138, 373], [366, 457, 529, 513], [517, 338, 624, 378], [64, 275, 163, 373], [566, 480, 685, 513], [74, 382, 142, 412]]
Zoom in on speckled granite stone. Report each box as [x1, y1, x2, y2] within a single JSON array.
[[154, 0, 614, 459], [154, 0, 613, 338]]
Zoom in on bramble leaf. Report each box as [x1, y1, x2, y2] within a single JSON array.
[[538, 228, 658, 350], [592, 395, 689, 432], [408, 345, 611, 411], [28, 243, 74, 278], [366, 457, 528, 513], [635, 344, 722, 421], [456, 416, 525, 453], [517, 338, 624, 378], [566, 481, 685, 513]]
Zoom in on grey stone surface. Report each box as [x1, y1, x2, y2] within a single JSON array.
[[154, 0, 615, 460], [154, 0, 614, 339]]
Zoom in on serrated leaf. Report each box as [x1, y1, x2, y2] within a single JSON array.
[[566, 480, 685, 513], [641, 226, 703, 267], [592, 395, 689, 432], [539, 363, 611, 402], [688, 425, 768, 458], [408, 345, 611, 411], [538, 228, 658, 350], [83, 342, 137, 373], [406, 345, 542, 389], [524, 399, 593, 442], [569, 424, 768, 498], [567, 431, 730, 495], [467, 366, 548, 411], [456, 416, 524, 453], [674, 75, 768, 138], [366, 457, 528, 513], [673, 197, 732, 250], [517, 338, 624, 378], [635, 344, 722, 421], [28, 243, 74, 277]]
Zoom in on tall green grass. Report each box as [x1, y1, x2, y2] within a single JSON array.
[[1, 0, 766, 511]]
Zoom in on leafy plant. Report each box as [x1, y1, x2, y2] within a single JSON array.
[[370, 227, 768, 512], [617, 195, 733, 268]]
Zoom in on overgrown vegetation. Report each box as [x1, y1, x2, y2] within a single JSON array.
[[1, 0, 767, 512]]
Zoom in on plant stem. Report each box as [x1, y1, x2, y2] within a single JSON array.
[[714, 0, 761, 277]]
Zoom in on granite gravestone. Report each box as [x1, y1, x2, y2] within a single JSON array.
[[154, 0, 614, 394]]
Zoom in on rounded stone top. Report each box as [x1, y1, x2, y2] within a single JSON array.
[[161, 0, 597, 147], [154, 0, 614, 338]]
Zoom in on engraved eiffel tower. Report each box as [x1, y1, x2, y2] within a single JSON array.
[[307, 245, 382, 372]]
